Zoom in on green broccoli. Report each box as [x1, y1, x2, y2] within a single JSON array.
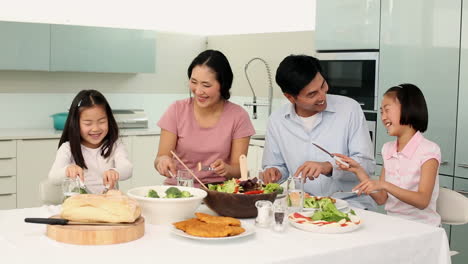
[[165, 187, 183, 198], [181, 191, 193, 198], [147, 189, 160, 198]]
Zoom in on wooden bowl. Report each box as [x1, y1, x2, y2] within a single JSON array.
[[203, 190, 277, 218]]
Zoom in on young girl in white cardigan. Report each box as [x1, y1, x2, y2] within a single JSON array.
[[48, 90, 133, 194]]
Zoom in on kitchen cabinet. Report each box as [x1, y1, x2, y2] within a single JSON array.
[[0, 21, 50, 71], [16, 139, 59, 208], [440, 175, 454, 242], [448, 177, 468, 264], [126, 135, 163, 190], [0, 140, 17, 209], [376, 0, 461, 177], [455, 0, 468, 179], [117, 136, 133, 192], [315, 0, 380, 50], [50, 25, 156, 73], [248, 140, 264, 173]]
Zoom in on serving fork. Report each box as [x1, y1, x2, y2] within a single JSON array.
[[197, 162, 214, 171]]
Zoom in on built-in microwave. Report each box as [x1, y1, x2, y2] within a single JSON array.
[[317, 51, 379, 154], [317, 51, 379, 112]]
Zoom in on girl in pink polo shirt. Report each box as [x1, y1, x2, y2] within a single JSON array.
[[336, 84, 441, 226], [154, 50, 255, 186]]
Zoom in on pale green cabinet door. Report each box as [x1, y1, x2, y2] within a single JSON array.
[[449, 177, 468, 264], [455, 1, 468, 178], [50, 25, 155, 73], [439, 175, 454, 242], [376, 0, 460, 176], [0, 21, 50, 70], [315, 0, 380, 50]]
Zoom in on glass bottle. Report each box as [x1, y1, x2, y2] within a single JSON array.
[[286, 176, 304, 213]]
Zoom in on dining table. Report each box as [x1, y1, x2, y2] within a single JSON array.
[[0, 204, 451, 264]]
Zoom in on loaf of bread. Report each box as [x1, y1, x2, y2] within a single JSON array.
[[61, 190, 141, 223]]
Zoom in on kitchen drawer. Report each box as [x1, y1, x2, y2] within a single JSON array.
[[0, 193, 16, 209], [0, 176, 16, 194], [0, 158, 16, 176], [0, 140, 16, 158], [440, 175, 454, 190]]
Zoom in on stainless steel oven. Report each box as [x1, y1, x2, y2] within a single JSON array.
[[317, 51, 379, 153]]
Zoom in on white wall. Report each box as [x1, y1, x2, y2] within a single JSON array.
[[207, 31, 315, 131], [0, 0, 316, 35]]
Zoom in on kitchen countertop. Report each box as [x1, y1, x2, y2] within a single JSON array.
[[0, 128, 266, 141], [0, 128, 161, 140]]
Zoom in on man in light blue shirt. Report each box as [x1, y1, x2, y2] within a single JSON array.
[[262, 55, 375, 209]]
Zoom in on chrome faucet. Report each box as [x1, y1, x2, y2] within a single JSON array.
[[244, 57, 273, 119]]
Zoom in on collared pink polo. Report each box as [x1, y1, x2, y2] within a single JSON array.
[[382, 131, 441, 226]]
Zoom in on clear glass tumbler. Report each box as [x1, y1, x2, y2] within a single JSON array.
[[177, 169, 194, 187], [286, 176, 304, 213]]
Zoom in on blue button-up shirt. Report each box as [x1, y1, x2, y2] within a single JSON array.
[[262, 94, 376, 209]]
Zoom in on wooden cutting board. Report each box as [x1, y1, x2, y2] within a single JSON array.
[[46, 216, 145, 245]]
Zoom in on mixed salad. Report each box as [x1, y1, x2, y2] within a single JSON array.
[[208, 178, 283, 195], [147, 187, 193, 198], [289, 198, 360, 227]]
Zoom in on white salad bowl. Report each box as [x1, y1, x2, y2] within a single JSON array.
[[127, 185, 207, 225]]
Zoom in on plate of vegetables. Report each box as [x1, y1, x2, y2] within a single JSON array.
[[288, 199, 361, 234]]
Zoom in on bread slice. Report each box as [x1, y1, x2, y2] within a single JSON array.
[[61, 190, 141, 223]]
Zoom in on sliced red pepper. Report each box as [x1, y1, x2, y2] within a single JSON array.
[[293, 212, 310, 219], [234, 186, 239, 194], [244, 190, 264, 195]]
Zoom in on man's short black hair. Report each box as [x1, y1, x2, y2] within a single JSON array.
[[384, 83, 428, 132], [275, 54, 324, 96]]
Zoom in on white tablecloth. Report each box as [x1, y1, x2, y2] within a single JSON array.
[[0, 205, 450, 264]]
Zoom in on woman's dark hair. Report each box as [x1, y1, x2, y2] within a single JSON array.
[[384, 83, 428, 132], [187, 50, 233, 100], [59, 89, 119, 169], [275, 54, 325, 96]]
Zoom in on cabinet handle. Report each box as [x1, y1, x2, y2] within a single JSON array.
[[454, 190, 468, 195], [0, 193, 14, 197], [377, 152, 382, 156], [440, 161, 449, 166], [458, 164, 468, 168]]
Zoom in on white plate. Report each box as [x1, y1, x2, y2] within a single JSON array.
[[171, 222, 255, 240], [288, 211, 362, 234], [303, 197, 349, 211]]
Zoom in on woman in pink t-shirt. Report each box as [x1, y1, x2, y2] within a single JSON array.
[[336, 84, 441, 226], [154, 50, 255, 186]]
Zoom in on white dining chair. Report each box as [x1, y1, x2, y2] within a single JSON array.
[[436, 187, 468, 257], [39, 179, 64, 205]]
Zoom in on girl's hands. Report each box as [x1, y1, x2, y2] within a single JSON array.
[[333, 153, 364, 174], [211, 159, 231, 177], [103, 169, 120, 189], [66, 165, 84, 182], [353, 179, 385, 195], [156, 156, 177, 178]]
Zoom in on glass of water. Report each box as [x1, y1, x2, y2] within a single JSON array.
[[286, 176, 304, 213], [62, 178, 80, 199], [177, 169, 194, 187]]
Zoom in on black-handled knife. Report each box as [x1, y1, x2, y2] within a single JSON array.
[[24, 218, 133, 226]]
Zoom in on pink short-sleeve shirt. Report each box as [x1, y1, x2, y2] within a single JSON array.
[[157, 98, 255, 185], [382, 131, 441, 226]]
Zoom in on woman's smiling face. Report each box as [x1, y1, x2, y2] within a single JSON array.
[[189, 65, 222, 107]]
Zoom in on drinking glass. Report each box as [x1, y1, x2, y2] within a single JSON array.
[[286, 176, 304, 213], [177, 169, 194, 187], [62, 178, 80, 199]]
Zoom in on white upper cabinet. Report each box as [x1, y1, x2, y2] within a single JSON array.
[[376, 0, 461, 176], [315, 0, 380, 50]]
